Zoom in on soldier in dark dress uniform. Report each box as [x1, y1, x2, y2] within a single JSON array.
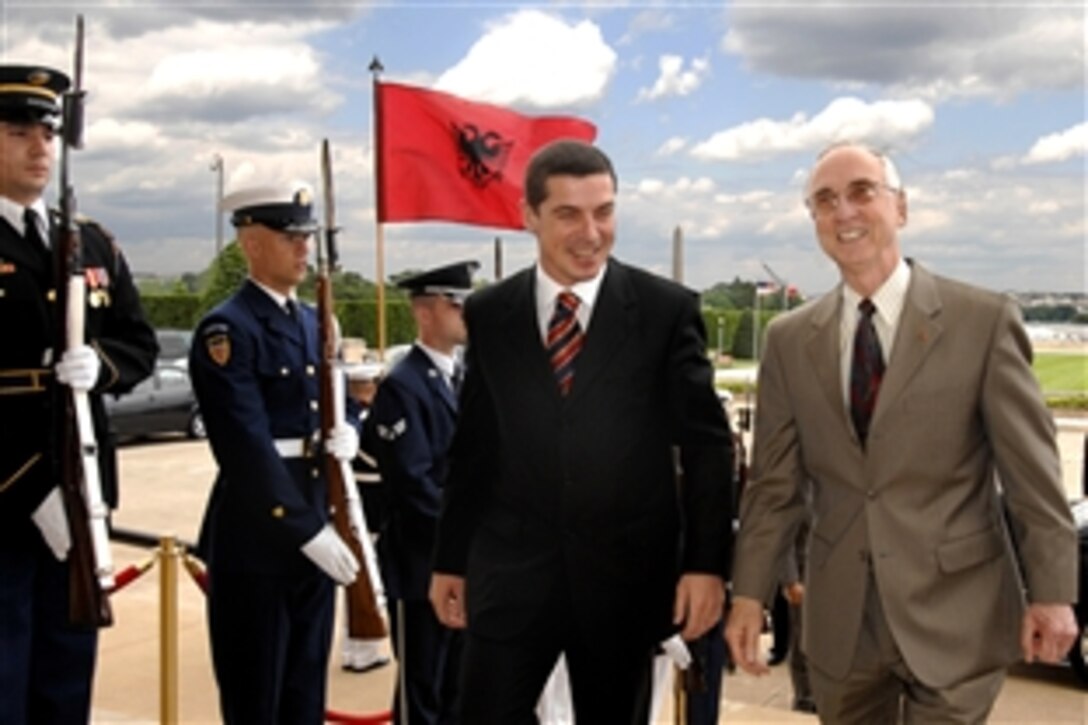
[[0, 64, 158, 723], [367, 260, 477, 724], [190, 184, 363, 724]]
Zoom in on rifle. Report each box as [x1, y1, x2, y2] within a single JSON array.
[[317, 138, 387, 639], [55, 14, 114, 629]]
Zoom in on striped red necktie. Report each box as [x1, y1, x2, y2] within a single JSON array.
[[547, 291, 584, 396], [849, 298, 884, 446]]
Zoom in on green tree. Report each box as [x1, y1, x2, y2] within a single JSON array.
[[199, 241, 247, 316]]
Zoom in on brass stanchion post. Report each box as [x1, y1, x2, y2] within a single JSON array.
[[159, 536, 180, 724]]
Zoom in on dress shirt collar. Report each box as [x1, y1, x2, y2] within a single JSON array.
[[415, 341, 457, 385], [249, 277, 298, 315], [534, 262, 606, 342], [0, 195, 49, 238]]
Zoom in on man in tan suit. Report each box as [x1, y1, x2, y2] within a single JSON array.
[[725, 142, 1078, 722]]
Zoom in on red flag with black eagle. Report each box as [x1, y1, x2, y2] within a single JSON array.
[[375, 81, 597, 229]]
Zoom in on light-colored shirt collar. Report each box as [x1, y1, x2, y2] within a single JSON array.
[[415, 341, 457, 384], [249, 277, 297, 314], [839, 259, 911, 408], [534, 262, 606, 343], [0, 195, 49, 239], [841, 258, 911, 346]]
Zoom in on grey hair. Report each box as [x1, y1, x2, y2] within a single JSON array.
[[805, 141, 903, 198]]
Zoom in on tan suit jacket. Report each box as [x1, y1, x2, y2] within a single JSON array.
[[732, 261, 1077, 687]]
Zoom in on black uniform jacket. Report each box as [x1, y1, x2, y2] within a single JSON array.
[[0, 212, 156, 529], [434, 258, 734, 645], [191, 280, 360, 576], [367, 344, 459, 601]]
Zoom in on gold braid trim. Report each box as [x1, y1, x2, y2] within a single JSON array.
[[90, 339, 120, 389], [0, 453, 42, 494]]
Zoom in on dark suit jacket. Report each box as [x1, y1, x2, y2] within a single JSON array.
[[434, 258, 734, 647], [0, 213, 156, 531], [732, 261, 1077, 687], [368, 344, 459, 601]]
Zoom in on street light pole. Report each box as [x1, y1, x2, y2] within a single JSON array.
[[210, 154, 224, 256], [761, 260, 789, 310]]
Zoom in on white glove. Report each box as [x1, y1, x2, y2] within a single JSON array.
[[32, 487, 71, 561], [301, 524, 359, 585], [55, 344, 101, 392], [326, 423, 359, 463], [347, 493, 368, 541]]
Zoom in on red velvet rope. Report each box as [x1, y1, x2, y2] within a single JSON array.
[[107, 557, 156, 594]]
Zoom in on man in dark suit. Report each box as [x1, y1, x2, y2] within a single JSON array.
[[190, 184, 363, 724], [0, 64, 158, 723], [726, 142, 1077, 722], [430, 140, 734, 723], [368, 260, 477, 723]]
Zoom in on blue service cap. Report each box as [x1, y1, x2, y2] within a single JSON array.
[[0, 64, 70, 125], [220, 184, 318, 234], [396, 260, 479, 302]]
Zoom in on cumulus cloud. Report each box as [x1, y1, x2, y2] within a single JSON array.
[[637, 54, 710, 102], [1022, 122, 1088, 165], [723, 4, 1084, 102], [656, 136, 688, 156], [434, 10, 616, 109], [690, 97, 934, 162]]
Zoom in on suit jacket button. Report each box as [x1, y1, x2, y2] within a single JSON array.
[[271, 505, 285, 518]]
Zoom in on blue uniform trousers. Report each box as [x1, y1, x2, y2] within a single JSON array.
[[0, 521, 97, 725], [207, 565, 334, 725]]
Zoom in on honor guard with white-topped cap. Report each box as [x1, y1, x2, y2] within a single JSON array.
[[0, 63, 158, 723], [190, 182, 363, 723], [339, 360, 392, 673], [366, 260, 478, 723]]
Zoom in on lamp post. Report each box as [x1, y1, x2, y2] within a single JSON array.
[[761, 260, 789, 311], [210, 154, 224, 256]]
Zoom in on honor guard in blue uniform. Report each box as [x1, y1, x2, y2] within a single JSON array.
[[368, 260, 478, 724], [341, 360, 392, 674], [191, 184, 363, 724], [0, 64, 158, 723]]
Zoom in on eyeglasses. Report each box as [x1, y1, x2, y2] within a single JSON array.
[[806, 180, 898, 218]]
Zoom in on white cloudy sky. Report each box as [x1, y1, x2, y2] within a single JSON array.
[[1, 1, 1084, 296]]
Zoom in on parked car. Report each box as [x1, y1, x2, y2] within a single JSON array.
[[155, 328, 193, 370], [105, 364, 204, 441]]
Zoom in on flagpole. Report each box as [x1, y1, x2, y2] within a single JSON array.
[[369, 55, 387, 356]]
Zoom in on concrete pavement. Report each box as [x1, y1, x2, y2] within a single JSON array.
[[90, 427, 1088, 723]]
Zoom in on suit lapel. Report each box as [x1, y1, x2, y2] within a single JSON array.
[[241, 280, 304, 348], [566, 260, 632, 405], [870, 262, 942, 431], [408, 345, 457, 413], [804, 289, 848, 427], [0, 216, 51, 279], [494, 270, 561, 399]]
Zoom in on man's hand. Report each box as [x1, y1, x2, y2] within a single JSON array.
[[673, 573, 725, 640], [1020, 603, 1078, 664], [56, 344, 101, 392], [300, 524, 359, 585], [783, 582, 805, 607], [725, 595, 771, 676], [430, 572, 467, 629], [326, 422, 360, 462], [32, 487, 71, 561]]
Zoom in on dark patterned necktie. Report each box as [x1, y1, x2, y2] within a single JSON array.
[[24, 208, 48, 251], [547, 291, 584, 396], [849, 298, 884, 446], [450, 361, 464, 395]]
